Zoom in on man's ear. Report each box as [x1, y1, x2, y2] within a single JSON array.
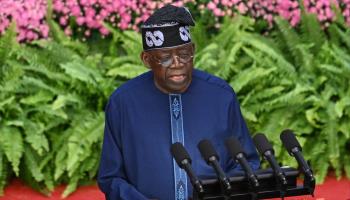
[[140, 51, 151, 69], [191, 42, 195, 53]]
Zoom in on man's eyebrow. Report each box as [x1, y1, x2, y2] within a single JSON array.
[[157, 52, 172, 56], [176, 46, 190, 50], [178, 49, 191, 52]]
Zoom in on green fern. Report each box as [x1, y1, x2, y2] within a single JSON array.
[[299, 10, 325, 54], [0, 150, 10, 196], [0, 126, 24, 176], [0, 23, 18, 68]]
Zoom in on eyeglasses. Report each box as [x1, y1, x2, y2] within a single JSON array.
[[151, 54, 194, 68]]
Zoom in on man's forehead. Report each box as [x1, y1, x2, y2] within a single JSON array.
[[148, 43, 193, 54]]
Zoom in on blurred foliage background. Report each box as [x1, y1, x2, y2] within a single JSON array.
[[0, 0, 350, 197]]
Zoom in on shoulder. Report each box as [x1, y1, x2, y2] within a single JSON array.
[[109, 71, 152, 102], [192, 69, 236, 97]]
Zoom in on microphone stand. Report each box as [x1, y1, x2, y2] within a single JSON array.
[[303, 160, 315, 197], [191, 166, 316, 200]]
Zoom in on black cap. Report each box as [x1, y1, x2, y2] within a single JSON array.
[[141, 4, 195, 51], [143, 4, 195, 27]]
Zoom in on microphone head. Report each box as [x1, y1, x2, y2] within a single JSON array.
[[253, 133, 274, 155], [225, 137, 245, 158], [170, 142, 192, 168], [197, 139, 219, 164], [280, 129, 302, 154]]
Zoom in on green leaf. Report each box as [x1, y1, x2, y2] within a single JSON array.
[[0, 126, 24, 176], [66, 112, 104, 177], [60, 59, 99, 85], [43, 167, 54, 192], [20, 91, 53, 105], [335, 97, 350, 118], [51, 94, 82, 110], [24, 121, 49, 156], [23, 144, 45, 182], [240, 107, 257, 122], [62, 174, 79, 198], [107, 63, 148, 79], [230, 67, 276, 93], [300, 11, 325, 54], [0, 96, 15, 109], [54, 147, 67, 181], [238, 33, 296, 74], [314, 155, 330, 184], [271, 17, 303, 68], [344, 155, 350, 179], [0, 22, 18, 67], [0, 149, 9, 195]]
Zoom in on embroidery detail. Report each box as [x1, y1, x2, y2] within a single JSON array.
[[179, 26, 190, 41], [142, 22, 179, 28], [169, 94, 187, 200], [145, 30, 164, 47], [176, 180, 185, 200], [172, 97, 180, 119]]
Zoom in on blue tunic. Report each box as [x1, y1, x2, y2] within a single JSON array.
[[98, 69, 260, 200]]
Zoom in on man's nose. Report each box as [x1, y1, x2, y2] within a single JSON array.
[[169, 55, 183, 68]]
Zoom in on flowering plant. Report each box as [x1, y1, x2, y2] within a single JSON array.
[[0, 0, 350, 42]]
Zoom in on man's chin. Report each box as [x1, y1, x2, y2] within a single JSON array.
[[166, 81, 191, 93]]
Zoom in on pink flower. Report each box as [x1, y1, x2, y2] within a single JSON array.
[[207, 2, 216, 10], [309, 7, 317, 13], [64, 27, 72, 36], [213, 8, 223, 16], [84, 30, 91, 36], [26, 31, 36, 40], [237, 2, 248, 14], [54, 1, 64, 12], [40, 24, 49, 37], [99, 26, 109, 35], [59, 16, 68, 26], [85, 8, 96, 17], [325, 8, 334, 18], [221, 0, 229, 6], [172, 1, 184, 7], [290, 10, 301, 26], [71, 6, 81, 16], [76, 17, 85, 25], [119, 21, 128, 29], [2, 0, 350, 42]]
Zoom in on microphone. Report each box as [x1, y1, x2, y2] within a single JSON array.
[[197, 139, 231, 191], [253, 133, 287, 185], [170, 142, 204, 194], [280, 129, 314, 181], [225, 137, 259, 187]]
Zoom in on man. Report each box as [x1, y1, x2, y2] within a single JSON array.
[[98, 4, 260, 200]]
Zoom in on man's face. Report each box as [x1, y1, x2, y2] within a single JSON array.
[[141, 43, 195, 94]]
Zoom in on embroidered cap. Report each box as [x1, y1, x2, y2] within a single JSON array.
[[141, 4, 195, 51]]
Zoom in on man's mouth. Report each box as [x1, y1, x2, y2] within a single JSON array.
[[169, 74, 186, 82]]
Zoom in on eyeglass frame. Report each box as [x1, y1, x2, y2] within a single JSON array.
[[146, 45, 194, 68]]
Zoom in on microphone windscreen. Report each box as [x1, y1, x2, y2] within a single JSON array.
[[280, 129, 302, 153], [197, 139, 219, 163], [253, 133, 274, 155], [171, 142, 191, 167], [225, 137, 245, 157]]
